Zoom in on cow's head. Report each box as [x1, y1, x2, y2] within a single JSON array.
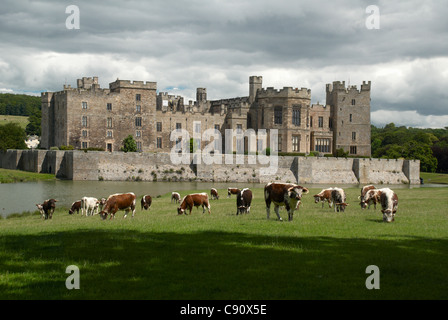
[[99, 211, 108, 220], [359, 199, 368, 209], [382, 209, 395, 222], [313, 195, 321, 203], [177, 207, 185, 215], [288, 186, 308, 201], [336, 202, 349, 212]]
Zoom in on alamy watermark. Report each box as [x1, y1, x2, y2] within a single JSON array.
[[365, 265, 380, 289], [66, 5, 80, 30], [65, 265, 80, 289], [365, 5, 380, 30]]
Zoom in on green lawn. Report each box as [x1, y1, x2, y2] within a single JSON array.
[[420, 172, 448, 184], [0, 115, 29, 130], [0, 186, 447, 300], [0, 168, 55, 183]]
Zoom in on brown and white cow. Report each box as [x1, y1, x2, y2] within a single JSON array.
[[210, 188, 219, 200], [379, 188, 398, 222], [313, 188, 334, 209], [171, 192, 181, 203], [264, 182, 309, 221], [81, 196, 100, 216], [331, 187, 348, 212], [236, 188, 253, 215], [177, 193, 211, 215], [360, 189, 381, 210], [141, 195, 152, 210], [99, 192, 136, 220], [36, 199, 57, 220], [227, 187, 240, 198], [68, 200, 82, 215], [359, 185, 376, 209]]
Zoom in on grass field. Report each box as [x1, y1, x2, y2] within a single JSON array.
[[0, 186, 447, 300], [0, 168, 56, 183], [420, 172, 448, 184], [0, 115, 28, 129]]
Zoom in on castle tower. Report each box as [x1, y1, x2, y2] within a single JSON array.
[[326, 81, 371, 157], [249, 76, 263, 103]]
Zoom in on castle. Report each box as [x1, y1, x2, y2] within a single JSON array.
[[41, 76, 371, 156]]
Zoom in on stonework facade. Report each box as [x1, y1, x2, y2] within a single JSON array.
[[41, 76, 371, 157]]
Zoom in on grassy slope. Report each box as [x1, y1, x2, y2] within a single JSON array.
[[0, 168, 55, 183], [420, 172, 448, 184], [0, 115, 29, 130], [0, 186, 447, 300]]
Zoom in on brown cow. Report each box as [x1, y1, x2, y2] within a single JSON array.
[[313, 188, 334, 209], [359, 185, 376, 209], [264, 182, 309, 221], [360, 189, 381, 210], [177, 193, 211, 215], [227, 187, 240, 198], [36, 199, 57, 220], [331, 187, 349, 212], [141, 195, 152, 210], [68, 200, 82, 215], [99, 192, 136, 220], [236, 188, 253, 215], [379, 188, 398, 222], [171, 192, 181, 203], [210, 188, 219, 200]]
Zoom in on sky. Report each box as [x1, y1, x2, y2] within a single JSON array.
[[0, 0, 447, 128]]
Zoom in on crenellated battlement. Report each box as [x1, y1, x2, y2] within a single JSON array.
[[326, 80, 371, 94], [257, 86, 311, 99], [109, 79, 157, 91]]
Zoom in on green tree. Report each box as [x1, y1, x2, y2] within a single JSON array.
[[0, 123, 27, 151], [121, 135, 137, 152], [25, 109, 41, 136]]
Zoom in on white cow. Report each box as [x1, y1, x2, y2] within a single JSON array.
[[81, 196, 99, 216]]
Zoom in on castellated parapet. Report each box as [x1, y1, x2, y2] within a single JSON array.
[[41, 75, 372, 157]]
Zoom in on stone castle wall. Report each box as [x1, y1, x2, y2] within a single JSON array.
[[0, 149, 420, 185]]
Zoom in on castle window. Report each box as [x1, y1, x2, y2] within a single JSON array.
[[157, 137, 162, 148], [107, 131, 113, 138], [292, 109, 301, 126], [157, 122, 162, 132], [107, 117, 113, 128], [351, 99, 356, 105], [136, 131, 141, 138], [136, 105, 141, 113], [352, 132, 356, 140], [135, 117, 142, 127], [136, 141, 142, 152], [318, 117, 324, 128], [329, 118, 333, 129], [82, 142, 88, 149], [350, 114, 353, 122], [107, 103, 112, 111], [236, 124, 243, 133], [309, 116, 313, 127], [292, 135, 300, 152], [315, 138, 331, 153], [82, 130, 87, 137], [176, 123, 182, 131], [350, 146, 357, 155], [136, 94, 141, 101], [274, 107, 282, 125], [82, 102, 87, 109], [82, 116, 88, 127]]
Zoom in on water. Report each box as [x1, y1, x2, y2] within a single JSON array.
[[0, 180, 444, 218]]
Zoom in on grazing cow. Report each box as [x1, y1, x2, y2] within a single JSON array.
[[379, 188, 398, 222], [360, 189, 381, 210], [359, 185, 376, 209], [36, 199, 57, 220], [227, 187, 240, 198], [177, 193, 211, 215], [331, 188, 348, 212], [264, 182, 309, 221], [171, 192, 181, 204], [210, 188, 219, 200], [68, 200, 82, 215], [236, 188, 253, 215], [313, 188, 334, 209], [81, 196, 100, 216], [141, 194, 152, 210], [99, 192, 136, 220], [99, 198, 107, 211]]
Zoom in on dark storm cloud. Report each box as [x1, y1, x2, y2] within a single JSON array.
[[1, 0, 447, 126]]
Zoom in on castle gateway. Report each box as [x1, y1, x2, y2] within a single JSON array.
[[41, 76, 371, 157]]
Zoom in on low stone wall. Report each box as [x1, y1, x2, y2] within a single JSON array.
[[0, 149, 421, 185]]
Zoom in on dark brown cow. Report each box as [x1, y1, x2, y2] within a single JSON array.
[[36, 199, 57, 220], [360, 189, 381, 210], [210, 188, 219, 200], [313, 188, 334, 208], [359, 185, 376, 209], [331, 188, 349, 212], [264, 182, 309, 221], [227, 187, 240, 198], [99, 192, 136, 220], [236, 188, 253, 215], [379, 188, 398, 222], [141, 195, 152, 210], [177, 193, 211, 215], [68, 200, 82, 215]]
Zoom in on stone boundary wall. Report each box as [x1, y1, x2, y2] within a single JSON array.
[[0, 150, 420, 185]]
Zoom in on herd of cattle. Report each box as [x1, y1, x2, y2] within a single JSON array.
[[35, 182, 399, 222]]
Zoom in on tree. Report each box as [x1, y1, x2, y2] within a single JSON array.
[[121, 135, 137, 152], [25, 109, 41, 136], [0, 123, 27, 151]]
